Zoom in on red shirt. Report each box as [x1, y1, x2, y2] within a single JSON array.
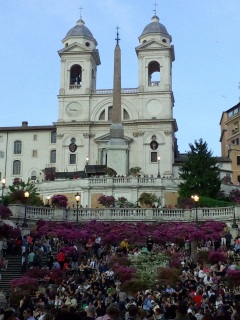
[[193, 294, 203, 308], [57, 251, 65, 262]]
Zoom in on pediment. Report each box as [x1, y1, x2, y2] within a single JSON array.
[[58, 42, 92, 55], [136, 40, 170, 51], [94, 133, 133, 144]]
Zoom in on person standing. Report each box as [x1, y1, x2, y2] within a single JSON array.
[[225, 231, 232, 250], [28, 251, 35, 269], [2, 239, 8, 257], [71, 248, 79, 271], [46, 251, 54, 270], [120, 239, 129, 255], [146, 236, 154, 252], [57, 250, 65, 270]]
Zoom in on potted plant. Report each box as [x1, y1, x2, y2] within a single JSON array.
[[51, 194, 68, 208], [138, 192, 158, 207], [104, 167, 117, 177], [97, 195, 115, 207], [128, 167, 141, 177]]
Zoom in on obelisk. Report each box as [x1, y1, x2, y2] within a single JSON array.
[[106, 27, 128, 175]]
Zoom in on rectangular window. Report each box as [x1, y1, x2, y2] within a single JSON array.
[[50, 150, 56, 164], [14, 141, 22, 154], [13, 160, 21, 175], [32, 150, 38, 158], [151, 152, 158, 162], [238, 175, 240, 183], [33, 134, 37, 141], [31, 170, 37, 180], [51, 131, 57, 143], [237, 156, 240, 165], [70, 154, 76, 164]]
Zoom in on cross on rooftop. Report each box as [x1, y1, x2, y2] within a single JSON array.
[[153, 2, 158, 15], [79, 6, 83, 19], [115, 26, 120, 45]]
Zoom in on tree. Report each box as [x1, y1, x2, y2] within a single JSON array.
[[5, 178, 43, 206], [178, 139, 221, 198]]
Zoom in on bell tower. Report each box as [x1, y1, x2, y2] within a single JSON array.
[[135, 14, 177, 176], [136, 15, 174, 95], [57, 18, 100, 122]]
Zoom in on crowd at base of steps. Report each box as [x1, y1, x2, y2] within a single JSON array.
[[2, 232, 240, 319]]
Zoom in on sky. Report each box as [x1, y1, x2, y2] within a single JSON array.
[[0, 0, 240, 156]]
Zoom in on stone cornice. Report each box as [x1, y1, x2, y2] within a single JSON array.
[[54, 119, 175, 127]]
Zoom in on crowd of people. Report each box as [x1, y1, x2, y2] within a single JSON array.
[[1, 230, 240, 320]]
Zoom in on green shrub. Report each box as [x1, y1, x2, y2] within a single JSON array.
[[177, 196, 232, 208], [199, 196, 232, 207]]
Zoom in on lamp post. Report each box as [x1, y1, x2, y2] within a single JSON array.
[[47, 195, 51, 207], [1, 177, 6, 204], [22, 191, 29, 228], [75, 192, 80, 223], [191, 194, 200, 223], [157, 156, 161, 178]]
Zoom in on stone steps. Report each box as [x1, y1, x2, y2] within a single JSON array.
[[0, 255, 22, 295]]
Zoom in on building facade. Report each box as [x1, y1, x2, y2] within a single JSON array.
[[220, 102, 240, 184]]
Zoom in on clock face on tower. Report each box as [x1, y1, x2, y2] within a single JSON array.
[[66, 102, 82, 117]]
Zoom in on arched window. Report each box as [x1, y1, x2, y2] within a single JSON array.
[[51, 131, 56, 143], [99, 110, 105, 120], [13, 160, 21, 175], [50, 150, 56, 164], [99, 106, 130, 121], [14, 140, 22, 154], [123, 109, 130, 120], [31, 170, 37, 180], [108, 107, 113, 120], [70, 64, 82, 86], [148, 61, 160, 86]]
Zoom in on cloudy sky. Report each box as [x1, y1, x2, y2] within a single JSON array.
[[1, 0, 240, 156]]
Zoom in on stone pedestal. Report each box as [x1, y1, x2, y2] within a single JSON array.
[[230, 227, 239, 241], [106, 144, 128, 176], [21, 227, 30, 237]]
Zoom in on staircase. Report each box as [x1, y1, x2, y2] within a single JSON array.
[[0, 255, 22, 294]]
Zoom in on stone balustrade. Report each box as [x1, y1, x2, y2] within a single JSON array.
[[8, 205, 238, 226]]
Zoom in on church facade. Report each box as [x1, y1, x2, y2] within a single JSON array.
[[0, 14, 181, 207]]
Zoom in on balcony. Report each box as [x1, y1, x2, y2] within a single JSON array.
[[9, 205, 235, 224]]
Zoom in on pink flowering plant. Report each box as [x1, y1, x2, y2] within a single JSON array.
[[208, 250, 227, 264], [97, 195, 115, 207], [226, 270, 240, 287], [51, 194, 68, 208], [0, 205, 12, 219], [32, 220, 225, 247], [10, 276, 38, 291]]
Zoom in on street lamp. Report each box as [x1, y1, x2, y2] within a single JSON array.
[[75, 192, 80, 223], [22, 191, 29, 228], [191, 194, 199, 223], [47, 195, 51, 207], [86, 156, 89, 165], [1, 177, 6, 204], [157, 156, 161, 178]]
